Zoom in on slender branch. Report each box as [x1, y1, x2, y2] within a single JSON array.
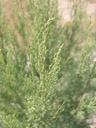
[[67, 62, 96, 123]]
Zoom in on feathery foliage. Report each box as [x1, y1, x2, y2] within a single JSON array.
[[0, 0, 96, 128]]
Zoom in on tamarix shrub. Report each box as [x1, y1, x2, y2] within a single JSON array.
[[0, 0, 96, 128]]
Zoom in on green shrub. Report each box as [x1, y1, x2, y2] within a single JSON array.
[[0, 0, 96, 128]]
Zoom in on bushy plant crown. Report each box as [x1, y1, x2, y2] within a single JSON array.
[[0, 0, 96, 128]]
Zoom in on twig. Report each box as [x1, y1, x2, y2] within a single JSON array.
[[67, 62, 96, 123]]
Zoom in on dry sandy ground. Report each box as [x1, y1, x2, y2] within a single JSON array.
[[59, 0, 96, 21], [2, 0, 96, 21]]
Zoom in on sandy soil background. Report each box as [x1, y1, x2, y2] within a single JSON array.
[[2, 0, 96, 26]]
